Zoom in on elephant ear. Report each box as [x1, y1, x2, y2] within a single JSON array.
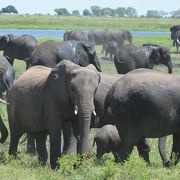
[[150, 48, 161, 65], [82, 42, 96, 55], [0, 35, 9, 50]]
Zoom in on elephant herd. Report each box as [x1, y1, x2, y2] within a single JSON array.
[[0, 25, 179, 170]]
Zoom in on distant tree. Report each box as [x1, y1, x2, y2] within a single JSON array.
[[159, 10, 168, 17], [91, 5, 101, 16], [116, 7, 126, 17], [1, 5, 18, 14], [72, 10, 80, 16], [101, 8, 115, 17], [146, 10, 161, 18], [54, 8, 71, 16], [171, 9, 180, 18], [83, 9, 91, 16], [125, 7, 137, 17]]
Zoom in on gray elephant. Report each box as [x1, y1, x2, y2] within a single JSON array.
[[114, 44, 172, 74], [63, 30, 88, 41], [172, 30, 180, 53], [30, 40, 101, 71], [0, 56, 15, 103], [170, 25, 180, 40], [7, 60, 100, 169], [104, 40, 121, 59], [0, 34, 37, 70], [103, 68, 180, 166]]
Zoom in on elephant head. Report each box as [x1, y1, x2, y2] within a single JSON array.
[[0, 35, 10, 50], [74, 41, 101, 72], [63, 30, 70, 41], [47, 60, 100, 154], [149, 47, 172, 74], [122, 30, 132, 44]]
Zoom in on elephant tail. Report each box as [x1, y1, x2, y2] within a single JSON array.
[[0, 115, 8, 144], [158, 136, 168, 166]]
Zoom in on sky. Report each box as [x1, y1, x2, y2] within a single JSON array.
[[0, 0, 179, 15]]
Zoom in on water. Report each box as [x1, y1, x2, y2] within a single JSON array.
[[0, 29, 171, 39]]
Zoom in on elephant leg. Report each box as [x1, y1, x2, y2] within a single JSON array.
[[168, 133, 180, 166], [35, 132, 48, 165], [62, 121, 77, 154], [136, 137, 151, 165], [26, 133, 36, 155], [49, 128, 61, 170], [9, 127, 23, 156], [113, 152, 119, 163], [101, 44, 105, 54]]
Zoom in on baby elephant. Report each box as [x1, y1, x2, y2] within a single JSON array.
[[105, 41, 121, 59], [93, 125, 121, 162]]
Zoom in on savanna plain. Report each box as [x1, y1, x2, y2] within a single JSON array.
[[0, 15, 180, 180]]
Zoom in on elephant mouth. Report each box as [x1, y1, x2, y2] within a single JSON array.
[[73, 104, 96, 116]]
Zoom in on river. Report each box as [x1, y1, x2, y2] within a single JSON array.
[[0, 29, 170, 39]]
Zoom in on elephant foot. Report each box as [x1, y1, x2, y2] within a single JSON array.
[[164, 161, 171, 168]]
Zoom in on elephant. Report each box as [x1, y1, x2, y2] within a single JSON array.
[[170, 25, 180, 40], [104, 40, 121, 59], [30, 40, 101, 71], [63, 30, 88, 41], [93, 124, 167, 165], [0, 56, 15, 103], [7, 60, 101, 169], [0, 34, 37, 70], [172, 30, 180, 53], [103, 68, 180, 166], [114, 44, 172, 74]]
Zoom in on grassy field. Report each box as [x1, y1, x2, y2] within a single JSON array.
[[0, 15, 179, 31], [0, 21, 180, 179]]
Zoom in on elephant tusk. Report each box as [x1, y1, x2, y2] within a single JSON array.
[[74, 105, 78, 115], [0, 98, 9, 105], [93, 110, 96, 116]]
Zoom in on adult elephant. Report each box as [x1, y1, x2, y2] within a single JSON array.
[[30, 40, 101, 71], [63, 30, 88, 41], [7, 60, 100, 169], [103, 68, 180, 166], [0, 56, 15, 103], [0, 34, 37, 70], [114, 44, 172, 74], [170, 25, 180, 40], [172, 30, 180, 53]]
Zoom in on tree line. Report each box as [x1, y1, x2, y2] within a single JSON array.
[[0, 4, 180, 18]]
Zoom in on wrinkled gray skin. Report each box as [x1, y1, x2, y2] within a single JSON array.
[[0, 56, 15, 103], [103, 68, 180, 166], [0, 56, 15, 144], [63, 72, 151, 164], [0, 34, 37, 70], [7, 60, 100, 170], [172, 30, 180, 53], [114, 44, 172, 74], [30, 40, 101, 71], [105, 40, 121, 59], [63, 30, 88, 41]]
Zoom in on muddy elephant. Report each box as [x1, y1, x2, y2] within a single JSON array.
[[63, 30, 88, 41], [103, 68, 180, 166], [0, 34, 37, 69], [30, 40, 101, 71], [104, 40, 121, 59], [7, 60, 101, 169], [114, 44, 172, 74], [0, 56, 15, 103]]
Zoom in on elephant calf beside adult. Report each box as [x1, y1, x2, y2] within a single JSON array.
[[114, 44, 172, 74], [30, 40, 101, 71], [0, 34, 37, 70]]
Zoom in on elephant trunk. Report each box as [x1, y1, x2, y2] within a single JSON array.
[[0, 115, 8, 143], [78, 98, 94, 154]]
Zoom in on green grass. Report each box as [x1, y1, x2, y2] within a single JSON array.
[[0, 35, 180, 179], [0, 15, 180, 31]]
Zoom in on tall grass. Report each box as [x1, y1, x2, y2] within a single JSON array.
[[0, 15, 179, 31]]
